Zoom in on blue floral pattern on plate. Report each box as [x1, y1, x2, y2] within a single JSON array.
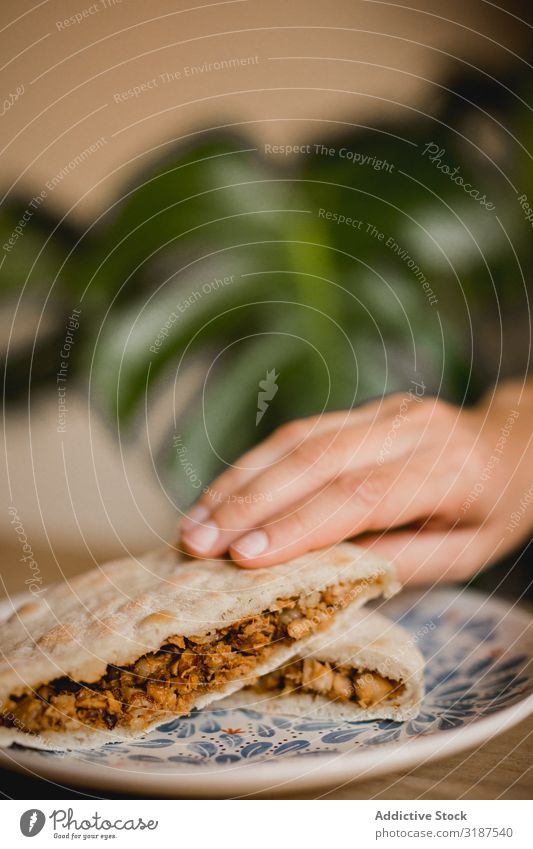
[[6, 588, 533, 781]]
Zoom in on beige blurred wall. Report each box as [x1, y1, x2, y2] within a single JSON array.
[[1, 0, 528, 222]]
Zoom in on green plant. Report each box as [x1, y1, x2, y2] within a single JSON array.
[[2, 72, 531, 505]]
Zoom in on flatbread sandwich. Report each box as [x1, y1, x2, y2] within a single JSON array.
[[0, 543, 399, 749]]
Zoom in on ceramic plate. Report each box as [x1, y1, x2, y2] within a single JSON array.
[[0, 587, 531, 796]]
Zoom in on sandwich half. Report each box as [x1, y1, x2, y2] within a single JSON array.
[[0, 543, 399, 749], [220, 608, 424, 721]]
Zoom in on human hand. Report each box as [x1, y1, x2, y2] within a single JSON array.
[[180, 382, 532, 584]]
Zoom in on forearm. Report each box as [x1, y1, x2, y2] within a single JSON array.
[[471, 378, 533, 546]]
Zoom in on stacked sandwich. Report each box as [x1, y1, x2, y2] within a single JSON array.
[[0, 544, 423, 749]]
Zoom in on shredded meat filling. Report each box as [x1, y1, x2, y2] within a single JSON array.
[[0, 579, 367, 735], [255, 657, 405, 708]]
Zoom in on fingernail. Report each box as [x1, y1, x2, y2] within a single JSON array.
[[183, 519, 219, 554], [232, 530, 269, 559], [181, 504, 210, 533]]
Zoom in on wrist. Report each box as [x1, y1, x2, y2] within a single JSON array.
[[470, 380, 533, 537]]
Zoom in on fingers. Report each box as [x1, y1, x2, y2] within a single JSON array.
[[180, 395, 470, 562], [183, 392, 451, 533], [183, 425, 370, 556], [226, 445, 480, 567], [227, 455, 439, 567], [227, 471, 383, 567], [180, 411, 355, 532], [180, 405, 430, 558]]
